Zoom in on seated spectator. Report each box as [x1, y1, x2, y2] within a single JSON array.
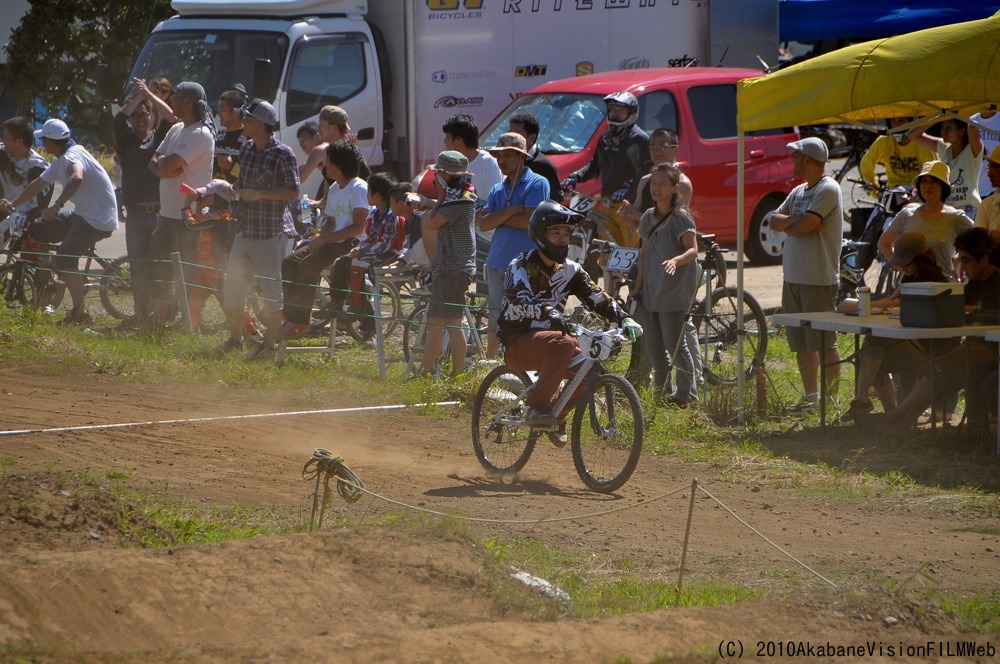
[[326, 172, 404, 345], [277, 140, 368, 339], [859, 227, 1000, 436], [838, 232, 948, 421], [385, 183, 428, 268]]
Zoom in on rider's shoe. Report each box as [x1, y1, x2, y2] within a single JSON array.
[[211, 337, 244, 359], [546, 422, 568, 448], [246, 341, 277, 362], [524, 404, 557, 427]]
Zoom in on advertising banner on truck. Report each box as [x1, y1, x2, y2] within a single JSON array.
[[410, 0, 707, 171]]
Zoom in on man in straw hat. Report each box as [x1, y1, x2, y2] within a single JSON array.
[[477, 132, 550, 358]]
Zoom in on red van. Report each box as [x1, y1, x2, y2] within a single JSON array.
[[479, 67, 800, 265]]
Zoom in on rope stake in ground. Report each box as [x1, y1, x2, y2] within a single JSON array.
[[0, 402, 461, 438], [303, 449, 365, 530]]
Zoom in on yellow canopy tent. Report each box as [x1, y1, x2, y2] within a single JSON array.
[[737, 10, 1000, 131], [726, 11, 1000, 419]]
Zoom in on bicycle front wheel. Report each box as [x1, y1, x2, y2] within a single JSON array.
[[571, 373, 643, 493], [471, 365, 536, 476], [0, 263, 34, 306], [694, 286, 768, 386], [98, 256, 134, 319]]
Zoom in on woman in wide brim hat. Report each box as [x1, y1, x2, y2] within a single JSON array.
[[877, 160, 973, 281]]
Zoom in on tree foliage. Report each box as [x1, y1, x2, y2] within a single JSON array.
[[4, 0, 173, 141]]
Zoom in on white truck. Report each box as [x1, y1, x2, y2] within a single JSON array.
[[123, 0, 777, 182]]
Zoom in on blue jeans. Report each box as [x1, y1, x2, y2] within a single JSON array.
[[125, 206, 157, 320]]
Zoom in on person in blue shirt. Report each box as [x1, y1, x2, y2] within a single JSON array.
[[477, 132, 550, 358]]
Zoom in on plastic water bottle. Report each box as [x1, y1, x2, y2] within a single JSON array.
[[858, 286, 871, 317]]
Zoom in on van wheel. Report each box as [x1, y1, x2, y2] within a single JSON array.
[[745, 195, 786, 266]]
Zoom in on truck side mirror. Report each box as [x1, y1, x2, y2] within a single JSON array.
[[251, 59, 274, 100], [96, 64, 114, 102], [357, 127, 375, 141]]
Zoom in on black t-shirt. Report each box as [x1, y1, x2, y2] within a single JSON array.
[[112, 113, 169, 205], [215, 126, 245, 183], [525, 147, 562, 202]]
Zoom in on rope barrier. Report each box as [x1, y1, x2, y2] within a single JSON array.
[[697, 484, 839, 588], [0, 401, 461, 438], [302, 448, 365, 529]]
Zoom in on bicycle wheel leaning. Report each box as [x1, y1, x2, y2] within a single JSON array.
[[98, 256, 134, 319], [471, 365, 536, 476], [0, 263, 35, 306], [571, 373, 643, 493], [693, 286, 769, 385]]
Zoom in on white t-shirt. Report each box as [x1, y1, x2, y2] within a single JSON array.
[[971, 112, 1000, 199], [41, 144, 118, 232], [468, 150, 502, 202], [157, 121, 214, 220], [323, 177, 369, 234], [933, 138, 983, 211], [976, 193, 1000, 235], [1, 149, 50, 212]]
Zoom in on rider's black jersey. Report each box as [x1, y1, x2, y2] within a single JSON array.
[[569, 125, 651, 201], [497, 248, 628, 346]]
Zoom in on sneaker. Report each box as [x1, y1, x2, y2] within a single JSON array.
[[211, 337, 244, 359], [546, 422, 568, 448], [58, 310, 93, 327], [275, 322, 310, 340], [246, 341, 276, 361], [524, 404, 557, 427], [360, 333, 376, 349], [840, 398, 873, 423], [789, 393, 820, 414]]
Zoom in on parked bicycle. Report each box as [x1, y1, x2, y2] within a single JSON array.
[[583, 234, 767, 387], [402, 286, 489, 376], [838, 179, 910, 302], [471, 324, 643, 493], [0, 209, 132, 318]]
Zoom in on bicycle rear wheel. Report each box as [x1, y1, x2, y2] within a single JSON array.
[[98, 256, 134, 319], [693, 286, 768, 386], [471, 365, 536, 475], [571, 373, 643, 493]]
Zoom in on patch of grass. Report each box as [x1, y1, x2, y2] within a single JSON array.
[[939, 591, 1000, 633]]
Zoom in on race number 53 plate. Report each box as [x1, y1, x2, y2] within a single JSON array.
[[606, 247, 639, 273]]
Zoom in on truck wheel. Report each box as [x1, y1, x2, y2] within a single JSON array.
[[745, 195, 786, 266]]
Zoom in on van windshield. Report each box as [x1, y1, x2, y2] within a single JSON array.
[[130, 30, 288, 106], [480, 93, 606, 156]]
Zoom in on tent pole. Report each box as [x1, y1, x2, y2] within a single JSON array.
[[736, 132, 746, 425]]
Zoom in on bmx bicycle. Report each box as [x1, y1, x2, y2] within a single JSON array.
[[471, 324, 643, 493]]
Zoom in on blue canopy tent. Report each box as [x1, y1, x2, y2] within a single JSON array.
[[780, 0, 1000, 42]]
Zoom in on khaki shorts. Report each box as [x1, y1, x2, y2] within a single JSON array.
[[782, 282, 838, 352]]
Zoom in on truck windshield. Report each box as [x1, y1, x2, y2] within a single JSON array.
[[130, 30, 288, 105], [480, 93, 605, 156]]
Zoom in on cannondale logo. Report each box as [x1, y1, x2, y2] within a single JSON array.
[[618, 57, 650, 70], [431, 71, 448, 83]]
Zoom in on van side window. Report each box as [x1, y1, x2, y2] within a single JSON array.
[[637, 91, 677, 135], [286, 35, 368, 125], [687, 85, 738, 140]]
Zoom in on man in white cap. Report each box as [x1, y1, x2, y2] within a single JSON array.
[[147, 80, 216, 325], [0, 118, 118, 324], [196, 99, 300, 358], [477, 132, 550, 357], [769, 137, 843, 412], [976, 145, 1000, 243]]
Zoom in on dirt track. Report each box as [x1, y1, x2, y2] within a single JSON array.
[[1, 363, 998, 661]]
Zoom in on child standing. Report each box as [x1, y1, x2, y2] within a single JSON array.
[[631, 163, 700, 404]]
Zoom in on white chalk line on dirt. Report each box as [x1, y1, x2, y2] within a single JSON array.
[[0, 402, 462, 438], [333, 477, 839, 589]]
